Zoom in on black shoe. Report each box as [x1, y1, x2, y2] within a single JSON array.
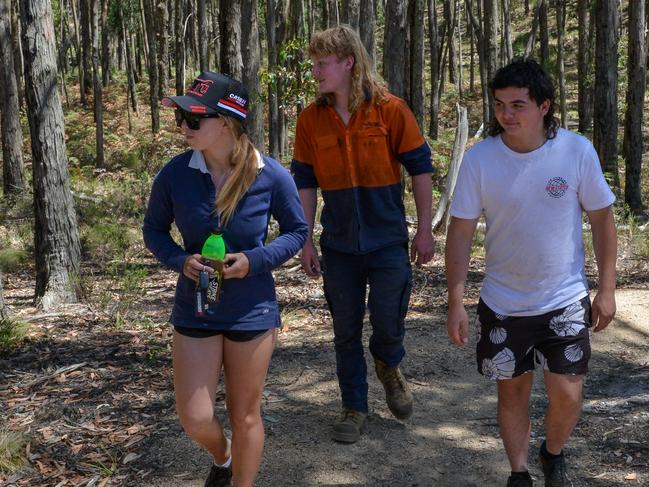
[[539, 443, 573, 487], [506, 472, 534, 486], [204, 463, 232, 487]]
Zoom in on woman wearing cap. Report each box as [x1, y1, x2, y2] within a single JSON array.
[[143, 72, 307, 487]]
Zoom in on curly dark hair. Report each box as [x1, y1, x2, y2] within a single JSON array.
[[487, 58, 559, 139]]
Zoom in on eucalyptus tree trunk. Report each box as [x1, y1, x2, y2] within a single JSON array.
[[266, 0, 279, 159], [70, 0, 85, 105], [429, 0, 442, 138], [157, 0, 169, 96], [80, 0, 92, 97], [20, 0, 82, 308], [198, 0, 208, 71], [539, 0, 549, 68], [384, 0, 407, 99], [501, 0, 512, 64], [577, 0, 594, 133], [175, 0, 185, 94], [623, 0, 646, 213], [121, 4, 138, 114], [144, 0, 160, 132], [593, 0, 619, 186], [0, 0, 25, 195], [101, 0, 110, 86], [444, 0, 457, 84], [466, 0, 489, 130], [0, 270, 7, 320], [467, 3, 475, 92], [91, 0, 104, 166], [483, 0, 498, 121], [241, 0, 263, 148], [343, 0, 360, 30], [327, 0, 339, 26], [409, 0, 425, 127], [555, 0, 566, 127], [219, 0, 242, 79], [359, 0, 375, 61], [10, 0, 24, 108]]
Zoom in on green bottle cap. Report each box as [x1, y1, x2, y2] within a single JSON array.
[[201, 230, 226, 260]]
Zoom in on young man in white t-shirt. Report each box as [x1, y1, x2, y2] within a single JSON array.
[[445, 59, 617, 487]]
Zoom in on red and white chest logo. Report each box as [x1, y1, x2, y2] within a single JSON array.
[[546, 177, 569, 198]]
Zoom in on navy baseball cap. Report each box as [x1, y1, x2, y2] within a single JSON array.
[[162, 71, 249, 121]]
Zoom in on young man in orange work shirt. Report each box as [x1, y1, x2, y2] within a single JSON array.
[[291, 25, 435, 443]]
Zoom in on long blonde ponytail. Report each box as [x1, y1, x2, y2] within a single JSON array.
[[215, 117, 259, 226]]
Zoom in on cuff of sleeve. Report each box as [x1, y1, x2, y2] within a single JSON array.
[[291, 159, 319, 189], [243, 248, 264, 277], [169, 253, 190, 274]]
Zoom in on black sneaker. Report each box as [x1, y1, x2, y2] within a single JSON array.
[[539, 443, 573, 487], [506, 472, 534, 487], [204, 463, 232, 487]]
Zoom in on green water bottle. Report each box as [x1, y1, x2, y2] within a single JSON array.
[[195, 228, 226, 316]]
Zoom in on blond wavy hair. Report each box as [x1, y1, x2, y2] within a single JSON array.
[[215, 117, 259, 226], [309, 24, 388, 112]]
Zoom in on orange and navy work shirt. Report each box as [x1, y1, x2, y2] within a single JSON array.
[[291, 93, 433, 254]]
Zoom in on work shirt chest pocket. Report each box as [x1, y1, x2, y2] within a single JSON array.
[[314, 134, 348, 190], [356, 126, 397, 187]]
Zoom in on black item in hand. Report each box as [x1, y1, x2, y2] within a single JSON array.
[[195, 270, 210, 317]]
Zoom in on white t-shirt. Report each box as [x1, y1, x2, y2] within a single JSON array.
[[450, 128, 615, 316]]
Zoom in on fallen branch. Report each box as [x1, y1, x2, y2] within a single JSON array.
[[432, 104, 469, 233], [24, 362, 87, 389]]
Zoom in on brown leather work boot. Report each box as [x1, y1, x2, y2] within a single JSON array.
[[374, 359, 413, 419], [332, 409, 367, 443]]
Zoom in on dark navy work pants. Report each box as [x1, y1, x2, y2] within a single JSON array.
[[321, 244, 413, 413]]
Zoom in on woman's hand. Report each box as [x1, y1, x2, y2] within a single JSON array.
[[182, 254, 213, 282], [222, 253, 250, 279]]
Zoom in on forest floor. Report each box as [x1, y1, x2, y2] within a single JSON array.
[[1, 244, 648, 487]]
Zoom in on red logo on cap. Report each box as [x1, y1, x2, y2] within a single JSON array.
[[187, 78, 213, 97], [190, 105, 207, 113]]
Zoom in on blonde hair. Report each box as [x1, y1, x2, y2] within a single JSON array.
[[309, 24, 388, 112], [215, 117, 258, 226]]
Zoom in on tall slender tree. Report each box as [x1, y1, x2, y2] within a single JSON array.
[[198, 0, 208, 71], [157, 0, 170, 96], [20, 0, 82, 308], [219, 0, 242, 79], [623, 0, 646, 214], [383, 0, 407, 99], [483, 0, 499, 122], [175, 0, 185, 95], [343, 0, 360, 30], [0, 0, 25, 195], [359, 0, 375, 61], [577, 0, 594, 133], [555, 0, 566, 127], [409, 0, 425, 127], [242, 0, 263, 148], [80, 0, 92, 99], [593, 0, 619, 185], [144, 0, 160, 132], [91, 0, 104, 166], [267, 0, 280, 158], [538, 0, 549, 68]]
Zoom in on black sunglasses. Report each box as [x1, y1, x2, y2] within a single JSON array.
[[175, 109, 220, 130]]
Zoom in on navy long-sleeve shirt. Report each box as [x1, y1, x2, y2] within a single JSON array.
[[143, 150, 308, 330]]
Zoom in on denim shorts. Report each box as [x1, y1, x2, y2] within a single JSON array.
[[476, 296, 592, 381]]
